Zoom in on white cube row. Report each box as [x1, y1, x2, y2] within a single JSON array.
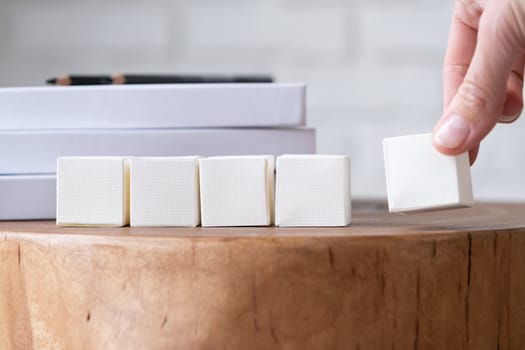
[[56, 155, 352, 227], [56, 133, 475, 228]]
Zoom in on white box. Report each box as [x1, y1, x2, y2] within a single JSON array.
[[130, 157, 200, 227], [383, 133, 474, 212], [276, 155, 351, 227], [199, 156, 274, 227], [56, 157, 130, 227], [0, 128, 315, 175], [0, 83, 305, 129], [0, 174, 56, 220]]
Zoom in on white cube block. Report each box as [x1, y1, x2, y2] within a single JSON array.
[[199, 156, 274, 227], [276, 155, 351, 227], [56, 157, 130, 226], [130, 157, 200, 227], [383, 133, 474, 212]]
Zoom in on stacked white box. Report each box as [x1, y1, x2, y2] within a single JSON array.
[[199, 156, 274, 227], [383, 133, 474, 212], [0, 83, 310, 221], [0, 174, 56, 220], [130, 157, 200, 227], [56, 157, 130, 227], [276, 155, 351, 227], [0, 84, 306, 129]]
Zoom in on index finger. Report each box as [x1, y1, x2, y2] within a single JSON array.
[[442, 3, 481, 109]]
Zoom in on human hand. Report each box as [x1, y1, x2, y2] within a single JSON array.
[[432, 0, 525, 164]]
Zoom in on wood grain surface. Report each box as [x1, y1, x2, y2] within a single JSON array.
[[1, 202, 524, 349]]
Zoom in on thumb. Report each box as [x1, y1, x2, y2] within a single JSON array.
[[433, 6, 523, 156]]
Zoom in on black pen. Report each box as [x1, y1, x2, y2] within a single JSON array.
[[46, 74, 274, 86]]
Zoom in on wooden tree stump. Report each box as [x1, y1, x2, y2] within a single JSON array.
[[1, 202, 524, 349]]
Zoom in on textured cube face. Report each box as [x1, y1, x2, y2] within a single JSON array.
[[130, 157, 200, 227], [383, 133, 473, 212], [276, 155, 351, 227], [199, 156, 274, 227], [56, 157, 129, 226]]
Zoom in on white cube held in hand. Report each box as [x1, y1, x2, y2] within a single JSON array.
[[130, 157, 200, 227], [199, 156, 274, 227], [383, 133, 474, 213], [56, 157, 130, 227], [276, 155, 351, 227]]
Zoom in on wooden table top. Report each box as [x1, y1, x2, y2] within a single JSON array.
[[1, 202, 524, 240]]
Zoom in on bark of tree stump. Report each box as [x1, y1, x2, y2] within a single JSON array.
[[1, 202, 524, 349]]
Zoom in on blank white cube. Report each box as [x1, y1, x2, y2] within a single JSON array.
[[199, 156, 274, 227], [276, 155, 351, 227], [383, 133, 474, 212], [130, 157, 200, 227], [56, 157, 130, 227]]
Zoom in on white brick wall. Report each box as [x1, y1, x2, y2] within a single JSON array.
[[0, 0, 523, 201], [0, 0, 12, 52], [301, 63, 443, 110], [183, 4, 346, 56], [11, 4, 169, 53], [359, 6, 451, 59]]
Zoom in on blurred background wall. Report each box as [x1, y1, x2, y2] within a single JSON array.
[[0, 0, 523, 200]]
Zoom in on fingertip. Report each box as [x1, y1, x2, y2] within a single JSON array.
[[432, 126, 479, 165], [432, 114, 471, 151], [432, 131, 451, 154]]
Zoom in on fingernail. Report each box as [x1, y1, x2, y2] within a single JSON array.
[[434, 114, 470, 149], [499, 114, 520, 123]]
